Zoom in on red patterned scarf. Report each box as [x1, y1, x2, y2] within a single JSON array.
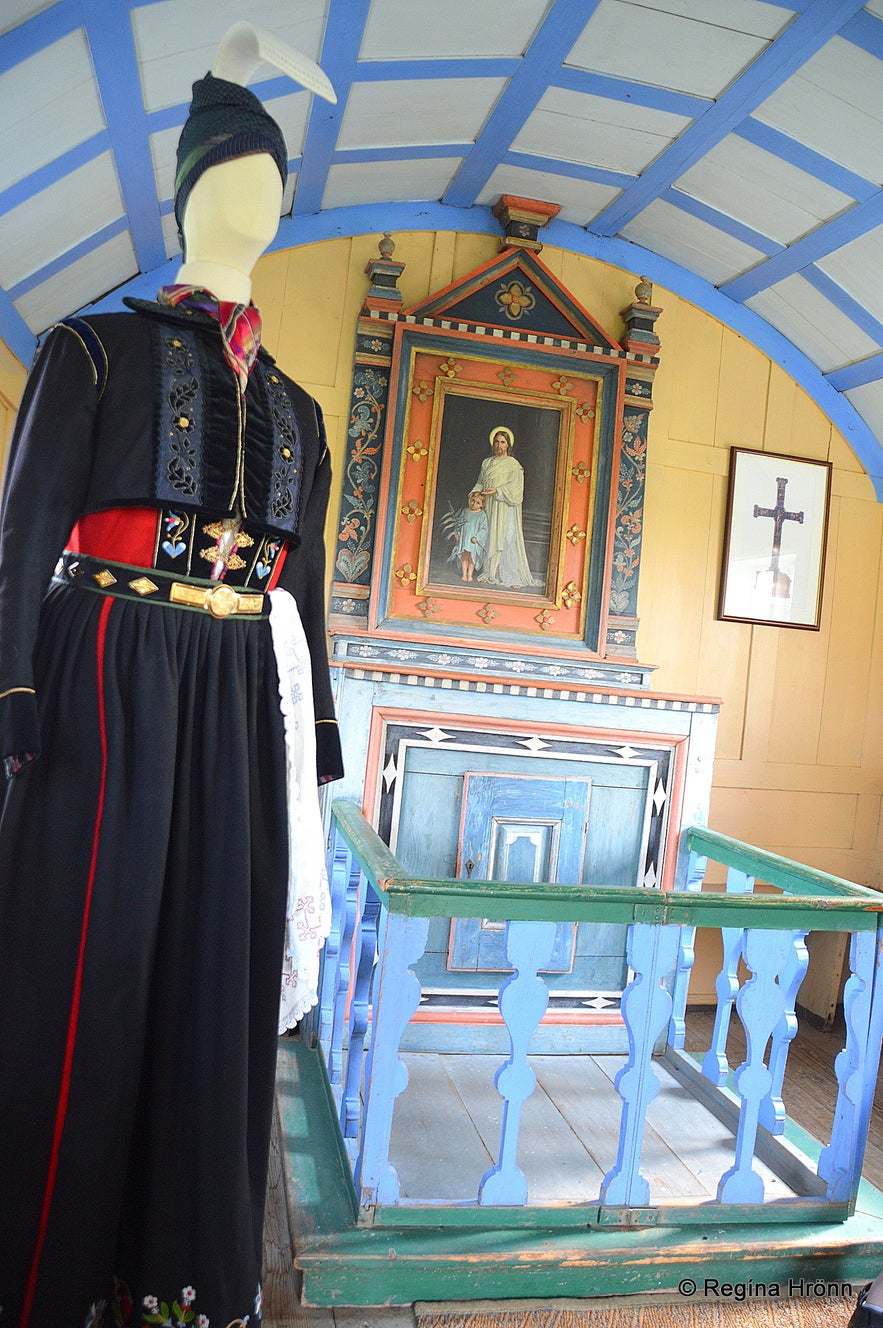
[[159, 284, 262, 395]]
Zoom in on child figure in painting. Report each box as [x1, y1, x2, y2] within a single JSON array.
[[450, 490, 489, 582]]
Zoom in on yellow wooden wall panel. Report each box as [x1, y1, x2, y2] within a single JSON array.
[[709, 786, 857, 853], [714, 333, 770, 451], [637, 462, 714, 694], [764, 362, 797, 452], [818, 494, 883, 767], [765, 616, 829, 766], [660, 297, 722, 445]]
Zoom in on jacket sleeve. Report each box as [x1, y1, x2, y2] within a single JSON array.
[[275, 402, 343, 785], [0, 323, 100, 777]]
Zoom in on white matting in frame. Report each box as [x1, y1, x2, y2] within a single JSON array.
[[718, 448, 832, 630]]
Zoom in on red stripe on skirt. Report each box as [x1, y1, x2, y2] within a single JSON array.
[[20, 595, 114, 1328]]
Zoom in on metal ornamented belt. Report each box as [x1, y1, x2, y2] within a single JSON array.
[[56, 551, 269, 620]]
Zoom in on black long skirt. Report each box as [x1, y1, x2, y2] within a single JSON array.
[[0, 576, 289, 1328]]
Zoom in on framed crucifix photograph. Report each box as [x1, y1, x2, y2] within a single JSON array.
[[718, 448, 832, 630]]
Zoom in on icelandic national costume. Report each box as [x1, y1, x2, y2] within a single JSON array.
[[0, 286, 342, 1328]]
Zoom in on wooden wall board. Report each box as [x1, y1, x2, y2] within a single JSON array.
[[709, 786, 858, 853], [818, 496, 883, 769], [714, 333, 771, 451]]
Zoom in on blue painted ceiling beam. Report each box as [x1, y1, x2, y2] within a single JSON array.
[[0, 131, 110, 213], [720, 191, 883, 300], [444, 0, 602, 208], [803, 266, 883, 347], [503, 151, 632, 191], [826, 353, 883, 392], [0, 0, 81, 75], [661, 189, 783, 257], [840, 8, 883, 59], [553, 67, 709, 120], [292, 0, 372, 217], [80, 0, 167, 271], [589, 0, 869, 238], [0, 286, 37, 367], [735, 120, 877, 202]]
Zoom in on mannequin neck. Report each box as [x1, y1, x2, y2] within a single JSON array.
[[173, 260, 252, 306]]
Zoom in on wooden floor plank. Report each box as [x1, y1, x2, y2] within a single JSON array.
[[390, 1053, 495, 1201], [444, 1052, 606, 1202]]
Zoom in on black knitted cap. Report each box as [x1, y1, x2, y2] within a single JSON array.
[[174, 72, 288, 233]]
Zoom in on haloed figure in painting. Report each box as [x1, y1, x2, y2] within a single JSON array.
[[0, 34, 341, 1328], [471, 425, 540, 590]]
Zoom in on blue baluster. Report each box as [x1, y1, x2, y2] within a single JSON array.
[[702, 867, 754, 1084], [758, 930, 809, 1134], [327, 854, 363, 1105], [355, 911, 431, 1208], [819, 924, 883, 1201], [601, 922, 681, 1206], [341, 885, 382, 1142], [717, 928, 793, 1203], [669, 848, 707, 1050], [479, 921, 557, 1206], [317, 834, 352, 1062]]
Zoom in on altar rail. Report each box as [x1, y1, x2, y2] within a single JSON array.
[[313, 800, 883, 1227]]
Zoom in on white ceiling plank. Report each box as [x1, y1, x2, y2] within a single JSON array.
[[817, 226, 883, 320], [16, 231, 137, 333], [0, 154, 124, 289], [747, 274, 881, 372], [132, 0, 329, 112], [0, 29, 106, 194], [676, 134, 854, 246], [755, 36, 883, 183], [608, 0, 794, 38], [514, 88, 689, 174], [321, 157, 463, 210], [360, 0, 551, 59], [0, 1, 55, 39], [477, 163, 620, 226], [846, 379, 883, 446], [622, 198, 766, 285], [338, 78, 507, 150], [565, 0, 774, 98]]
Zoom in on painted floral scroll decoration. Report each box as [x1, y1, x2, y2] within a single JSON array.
[[609, 409, 648, 616], [335, 367, 387, 583]]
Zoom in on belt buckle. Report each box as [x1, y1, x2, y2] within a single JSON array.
[[206, 583, 239, 618]]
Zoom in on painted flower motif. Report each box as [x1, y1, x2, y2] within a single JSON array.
[[182, 1289, 196, 1305], [143, 1298, 159, 1314], [198, 1318, 210, 1328]]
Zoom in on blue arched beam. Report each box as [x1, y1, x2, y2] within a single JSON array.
[[52, 201, 883, 500]]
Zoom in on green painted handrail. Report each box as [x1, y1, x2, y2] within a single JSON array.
[[330, 800, 883, 933]]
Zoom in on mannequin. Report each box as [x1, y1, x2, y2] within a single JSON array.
[[0, 35, 340, 1328]]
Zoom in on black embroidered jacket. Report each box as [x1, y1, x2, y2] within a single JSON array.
[[0, 298, 342, 782]]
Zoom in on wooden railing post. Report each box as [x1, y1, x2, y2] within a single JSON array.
[[701, 867, 754, 1084], [354, 910, 430, 1208], [819, 922, 883, 1201], [479, 920, 557, 1206], [601, 921, 681, 1206]]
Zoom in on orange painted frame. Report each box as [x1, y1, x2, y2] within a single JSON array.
[[372, 332, 619, 647]]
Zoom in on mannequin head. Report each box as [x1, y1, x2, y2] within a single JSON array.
[[178, 153, 283, 303]]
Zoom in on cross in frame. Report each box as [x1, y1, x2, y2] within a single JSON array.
[[753, 475, 804, 598]]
